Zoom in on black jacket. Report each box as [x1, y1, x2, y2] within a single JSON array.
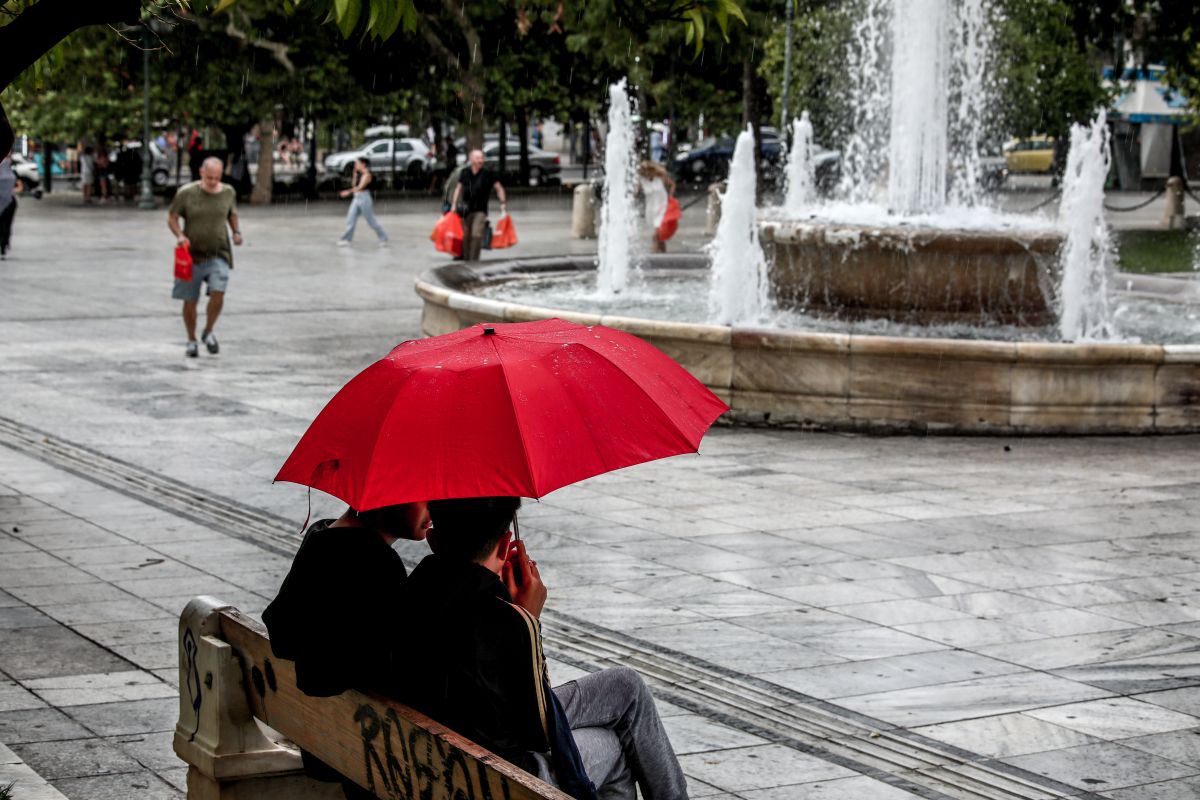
[[395, 554, 550, 769], [263, 520, 408, 697]]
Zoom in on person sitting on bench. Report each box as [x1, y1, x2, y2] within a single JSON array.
[[263, 501, 431, 800], [396, 496, 689, 800]]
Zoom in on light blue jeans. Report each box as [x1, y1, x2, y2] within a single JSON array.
[[340, 192, 388, 242]]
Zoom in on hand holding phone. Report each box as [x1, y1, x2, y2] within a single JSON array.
[[503, 540, 547, 618]]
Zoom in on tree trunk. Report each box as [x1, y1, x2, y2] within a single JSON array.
[[742, 57, 763, 201], [250, 118, 274, 205], [498, 115, 508, 180], [517, 109, 530, 186]]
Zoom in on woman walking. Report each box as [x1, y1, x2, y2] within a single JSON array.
[[337, 157, 388, 247], [638, 160, 676, 253]]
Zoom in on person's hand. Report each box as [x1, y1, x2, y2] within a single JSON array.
[[232, 232, 244, 246], [176, 235, 190, 248], [339, 189, 350, 198], [503, 540, 547, 619]]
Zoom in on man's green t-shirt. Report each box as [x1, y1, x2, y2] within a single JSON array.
[[169, 182, 236, 266]]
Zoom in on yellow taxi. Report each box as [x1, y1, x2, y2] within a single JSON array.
[[1003, 137, 1056, 174]]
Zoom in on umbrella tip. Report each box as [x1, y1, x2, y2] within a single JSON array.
[[483, 326, 496, 335]]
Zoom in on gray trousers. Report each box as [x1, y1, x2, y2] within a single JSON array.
[[545, 667, 689, 800], [340, 192, 388, 242]]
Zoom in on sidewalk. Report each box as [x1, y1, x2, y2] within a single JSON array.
[[2, 194, 1199, 799]]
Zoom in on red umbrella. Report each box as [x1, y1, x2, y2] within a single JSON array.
[[275, 319, 728, 510]]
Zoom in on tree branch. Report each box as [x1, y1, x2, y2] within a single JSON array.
[[0, 0, 141, 91], [224, 18, 295, 73]]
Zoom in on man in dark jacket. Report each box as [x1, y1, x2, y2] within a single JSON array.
[[398, 497, 689, 800], [263, 501, 430, 799]]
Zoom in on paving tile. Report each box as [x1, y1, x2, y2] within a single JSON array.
[[894, 617, 1049, 648], [740, 774, 926, 799], [7, 583, 135, 607], [1025, 697, 1199, 741], [10, 737, 142, 780], [25, 671, 176, 708], [770, 650, 1023, 700], [40, 598, 168, 627], [975, 628, 1199, 671], [0, 606, 57, 630], [827, 598, 974, 626], [660, 714, 771, 754], [802, 627, 947, 661], [1051, 650, 1200, 694], [52, 769, 183, 799], [0, 708, 94, 744], [678, 744, 856, 792], [104, 731, 180, 771], [1120, 730, 1200, 767], [0, 626, 132, 680], [1002, 741, 1198, 791], [0, 679, 48, 712], [64, 697, 179, 737], [912, 712, 1103, 758], [835, 671, 1111, 728], [1106, 775, 1200, 800], [1140, 687, 1200, 717]]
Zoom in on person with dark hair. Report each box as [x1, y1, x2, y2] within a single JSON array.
[[263, 500, 430, 800], [398, 496, 689, 800], [0, 154, 22, 260]]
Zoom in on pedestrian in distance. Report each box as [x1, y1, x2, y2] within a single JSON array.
[[638, 160, 676, 253], [0, 154, 23, 260], [168, 157, 243, 358], [451, 148, 506, 262], [79, 146, 95, 205], [336, 157, 389, 247]]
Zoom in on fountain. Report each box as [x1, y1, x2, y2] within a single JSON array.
[[415, 0, 1200, 433], [596, 79, 639, 295]]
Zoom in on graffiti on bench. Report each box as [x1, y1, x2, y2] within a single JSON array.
[[356, 702, 512, 800]]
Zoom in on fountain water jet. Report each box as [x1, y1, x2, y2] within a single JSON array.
[[784, 113, 816, 210], [596, 80, 638, 295], [709, 128, 771, 325], [1058, 111, 1115, 342]]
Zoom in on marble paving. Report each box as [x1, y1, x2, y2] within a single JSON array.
[[0, 195, 1198, 798]]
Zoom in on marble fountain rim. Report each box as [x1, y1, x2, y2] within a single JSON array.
[[415, 255, 1200, 434]]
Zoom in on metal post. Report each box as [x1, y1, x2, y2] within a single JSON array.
[[138, 27, 156, 209], [780, 0, 795, 132]]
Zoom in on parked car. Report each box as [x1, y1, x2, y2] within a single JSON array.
[[478, 141, 561, 185], [364, 123, 411, 140], [1004, 137, 1055, 174], [122, 140, 177, 187], [323, 138, 434, 179], [672, 133, 841, 191]]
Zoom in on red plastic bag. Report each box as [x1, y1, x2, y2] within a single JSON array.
[[492, 214, 518, 249], [174, 244, 194, 281], [430, 212, 463, 256], [657, 196, 681, 242]]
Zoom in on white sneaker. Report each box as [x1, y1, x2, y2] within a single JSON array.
[[336, 240, 350, 247]]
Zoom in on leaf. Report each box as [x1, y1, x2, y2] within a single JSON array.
[[685, 7, 705, 56], [213, 0, 238, 13], [334, 0, 361, 38]]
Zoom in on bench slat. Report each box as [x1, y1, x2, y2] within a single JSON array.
[[216, 608, 571, 800]]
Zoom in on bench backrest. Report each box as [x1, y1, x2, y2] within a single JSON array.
[[176, 598, 569, 800]]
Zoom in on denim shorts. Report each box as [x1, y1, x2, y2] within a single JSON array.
[[172, 257, 230, 302]]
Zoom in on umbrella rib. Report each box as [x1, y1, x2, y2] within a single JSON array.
[[565, 341, 710, 452], [487, 334, 542, 498]]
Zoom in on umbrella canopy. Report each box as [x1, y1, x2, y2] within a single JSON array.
[[275, 319, 729, 510]]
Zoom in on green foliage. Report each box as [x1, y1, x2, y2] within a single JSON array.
[[993, 0, 1111, 139], [760, 0, 852, 144]]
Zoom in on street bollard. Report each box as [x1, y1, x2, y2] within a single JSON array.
[[705, 181, 726, 236], [571, 181, 598, 239], [1162, 177, 1186, 230]]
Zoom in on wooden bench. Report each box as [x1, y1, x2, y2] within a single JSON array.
[[174, 596, 569, 800]]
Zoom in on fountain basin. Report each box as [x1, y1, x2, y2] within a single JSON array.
[[762, 220, 1063, 326], [416, 256, 1200, 434]]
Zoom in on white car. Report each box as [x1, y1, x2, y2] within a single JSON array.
[[9, 153, 43, 197], [323, 138, 434, 179]]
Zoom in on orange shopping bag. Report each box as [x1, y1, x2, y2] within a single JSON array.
[[430, 212, 463, 257], [491, 214, 518, 249], [656, 196, 681, 241]]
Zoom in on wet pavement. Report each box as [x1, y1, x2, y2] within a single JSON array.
[[1, 192, 1198, 799]]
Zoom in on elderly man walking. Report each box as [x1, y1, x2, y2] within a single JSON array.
[[168, 157, 242, 358], [451, 148, 507, 262]]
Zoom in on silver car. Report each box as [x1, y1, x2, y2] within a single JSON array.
[[324, 138, 434, 180], [455, 139, 562, 186]]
